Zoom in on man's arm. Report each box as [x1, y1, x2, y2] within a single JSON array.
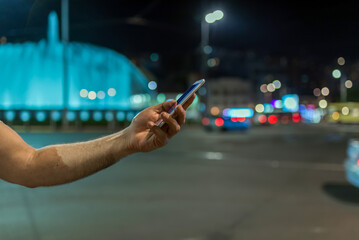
[[0, 127, 133, 188], [0, 96, 195, 188]]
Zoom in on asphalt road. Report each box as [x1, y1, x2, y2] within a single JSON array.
[[1, 124, 359, 240]]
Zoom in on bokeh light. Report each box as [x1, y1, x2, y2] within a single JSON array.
[[313, 88, 321, 97], [332, 112, 340, 120], [107, 88, 116, 97], [321, 87, 330, 96], [88, 91, 97, 100], [157, 93, 166, 103], [198, 87, 207, 96], [97, 91, 105, 99], [36, 111, 47, 122], [264, 103, 274, 113], [66, 111, 76, 121], [93, 111, 103, 121], [80, 89, 88, 98], [272, 100, 282, 109], [260, 84, 268, 93], [268, 115, 277, 124], [337, 57, 345, 66], [342, 106, 349, 115], [214, 118, 224, 127], [258, 114, 267, 123], [80, 111, 90, 121], [207, 58, 219, 67], [212, 10, 224, 20], [352, 108, 359, 117], [148, 81, 157, 90], [5, 111, 15, 121], [205, 10, 224, 23], [318, 99, 328, 109], [20, 111, 31, 122], [51, 111, 61, 121], [267, 83, 275, 92], [205, 13, 216, 23], [282, 94, 299, 112], [203, 45, 213, 54], [345, 80, 353, 88], [202, 117, 210, 126], [332, 69, 341, 79], [273, 80, 281, 89], [292, 113, 301, 123], [150, 53, 159, 62], [210, 106, 220, 116], [255, 104, 264, 113], [116, 111, 125, 121]]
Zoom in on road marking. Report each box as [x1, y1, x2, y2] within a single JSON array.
[[204, 152, 223, 160], [199, 151, 344, 172]]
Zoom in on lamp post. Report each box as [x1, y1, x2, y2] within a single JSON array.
[[340, 73, 347, 102], [61, 0, 69, 127], [332, 68, 347, 102], [200, 10, 224, 76]]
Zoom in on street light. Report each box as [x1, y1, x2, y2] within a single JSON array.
[[200, 10, 224, 75], [205, 10, 224, 23]]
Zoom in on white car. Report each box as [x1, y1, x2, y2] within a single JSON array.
[[345, 139, 359, 188]]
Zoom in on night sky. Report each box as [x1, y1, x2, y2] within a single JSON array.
[[1, 0, 359, 60]]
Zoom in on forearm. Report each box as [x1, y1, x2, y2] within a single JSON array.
[[24, 128, 134, 187]]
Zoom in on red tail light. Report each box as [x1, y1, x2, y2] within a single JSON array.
[[258, 115, 267, 123], [215, 118, 224, 127], [268, 115, 277, 124]]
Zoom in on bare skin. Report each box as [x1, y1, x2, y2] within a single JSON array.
[[0, 95, 195, 188]]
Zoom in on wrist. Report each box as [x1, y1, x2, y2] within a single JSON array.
[[121, 127, 138, 155], [107, 127, 137, 159]]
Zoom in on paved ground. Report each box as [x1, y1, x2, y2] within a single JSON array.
[[1, 124, 359, 240]]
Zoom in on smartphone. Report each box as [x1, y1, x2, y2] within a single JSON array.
[[156, 79, 206, 127]]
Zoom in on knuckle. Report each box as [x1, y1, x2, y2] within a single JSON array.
[[161, 112, 168, 119]]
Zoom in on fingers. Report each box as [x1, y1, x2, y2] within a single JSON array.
[[182, 94, 196, 110], [154, 100, 177, 113], [161, 112, 181, 138], [175, 105, 186, 125], [148, 122, 168, 146]]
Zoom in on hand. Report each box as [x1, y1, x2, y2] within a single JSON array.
[[126, 94, 196, 153]]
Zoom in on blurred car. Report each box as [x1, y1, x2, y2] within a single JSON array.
[[252, 112, 301, 126], [202, 115, 251, 131], [201, 78, 253, 132], [345, 139, 359, 188]]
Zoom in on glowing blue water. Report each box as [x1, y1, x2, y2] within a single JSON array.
[[0, 11, 150, 110]]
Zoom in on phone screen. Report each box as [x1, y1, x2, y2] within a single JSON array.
[[156, 79, 205, 127], [177, 82, 200, 105], [168, 79, 203, 114]]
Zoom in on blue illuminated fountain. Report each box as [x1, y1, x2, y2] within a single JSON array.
[[0, 11, 151, 111]]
